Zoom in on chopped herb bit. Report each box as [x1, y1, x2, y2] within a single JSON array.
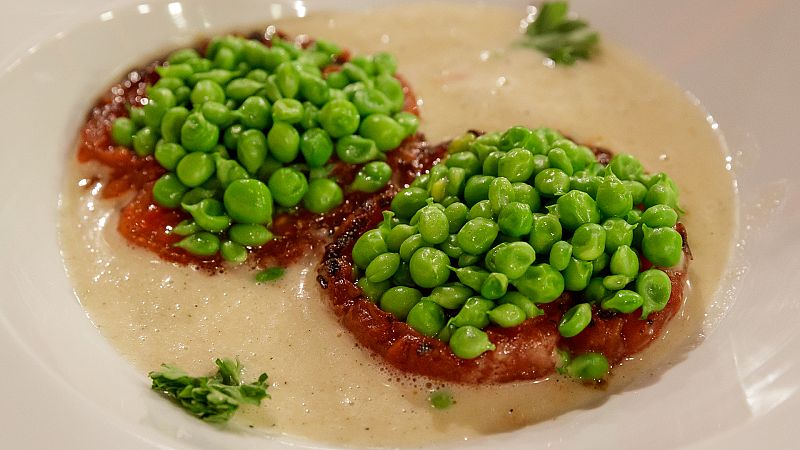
[[428, 390, 454, 410], [149, 358, 270, 423], [256, 266, 285, 282], [522, 1, 599, 65]]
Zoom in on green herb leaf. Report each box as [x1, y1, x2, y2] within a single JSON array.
[[523, 1, 599, 65], [149, 358, 270, 423]]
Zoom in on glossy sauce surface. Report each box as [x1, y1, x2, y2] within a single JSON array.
[[60, 3, 736, 447]]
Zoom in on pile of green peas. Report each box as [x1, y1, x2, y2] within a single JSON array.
[[110, 34, 418, 261], [351, 125, 684, 376]]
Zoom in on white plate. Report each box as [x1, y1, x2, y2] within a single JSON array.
[[1, 0, 798, 448]]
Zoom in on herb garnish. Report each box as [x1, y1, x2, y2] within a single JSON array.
[[522, 1, 599, 65], [149, 358, 270, 423]]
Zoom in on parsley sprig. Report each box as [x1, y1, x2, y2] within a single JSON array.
[[522, 1, 599, 65], [149, 358, 270, 423]]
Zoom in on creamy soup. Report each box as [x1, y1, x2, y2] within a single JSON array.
[[59, 2, 736, 447]]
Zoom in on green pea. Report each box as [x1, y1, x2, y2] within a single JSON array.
[[266, 121, 300, 163], [410, 173, 430, 190], [131, 126, 157, 156], [511, 263, 564, 303], [642, 225, 683, 267], [497, 126, 531, 151], [444, 153, 479, 181], [299, 101, 319, 129], [439, 202, 467, 234], [645, 180, 681, 211], [150, 173, 187, 208], [495, 148, 534, 182], [272, 62, 299, 98], [547, 148, 574, 176], [482, 151, 503, 176], [529, 214, 563, 254], [393, 111, 419, 137], [549, 240, 573, 272], [365, 252, 401, 283], [595, 173, 632, 219], [486, 303, 524, 328], [583, 277, 609, 303], [603, 274, 634, 291], [298, 73, 330, 106], [214, 157, 248, 189], [457, 217, 499, 255], [237, 96, 272, 129], [300, 128, 334, 167], [167, 48, 200, 64], [409, 247, 450, 288], [222, 124, 243, 150], [237, 129, 267, 174], [449, 325, 495, 359], [570, 174, 600, 197], [566, 353, 609, 380], [180, 187, 217, 206], [461, 175, 493, 206], [228, 223, 273, 247], [223, 179, 272, 224], [556, 190, 601, 231], [267, 167, 308, 208], [350, 88, 391, 116], [511, 183, 541, 212], [385, 224, 415, 253], [406, 300, 446, 337], [157, 106, 189, 144], [371, 51, 396, 75], [190, 79, 225, 106], [498, 291, 543, 318], [391, 187, 429, 219], [496, 202, 532, 238], [610, 245, 639, 278], [480, 272, 508, 300], [352, 229, 388, 269], [318, 99, 360, 138], [350, 161, 392, 193], [607, 153, 644, 181], [176, 152, 215, 187], [558, 303, 592, 337], [325, 70, 348, 89], [488, 177, 514, 215], [301, 178, 342, 213], [451, 297, 494, 329], [335, 135, 380, 164], [637, 269, 672, 319], [440, 234, 464, 259], [571, 223, 606, 261], [180, 112, 219, 153], [427, 283, 473, 310], [153, 142, 186, 171], [641, 205, 678, 228], [220, 77, 260, 102], [181, 198, 230, 233], [374, 74, 405, 113], [467, 200, 494, 220], [563, 257, 593, 291], [356, 277, 391, 303], [170, 219, 198, 236], [453, 266, 490, 292], [218, 240, 247, 264], [398, 233, 427, 262], [534, 168, 570, 196], [602, 218, 635, 254], [174, 231, 220, 256], [491, 241, 536, 280], [271, 98, 304, 124], [418, 202, 449, 245], [624, 180, 648, 205], [111, 117, 136, 147], [601, 289, 644, 313], [445, 167, 467, 198], [626, 209, 642, 225], [379, 286, 422, 320]]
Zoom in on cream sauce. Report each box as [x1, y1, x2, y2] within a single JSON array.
[[59, 3, 737, 447]]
